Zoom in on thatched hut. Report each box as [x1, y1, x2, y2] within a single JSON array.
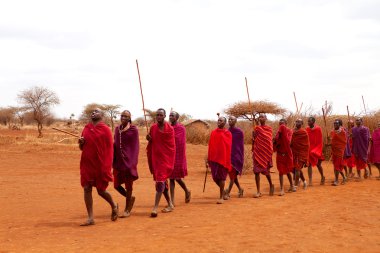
[[182, 119, 210, 145]]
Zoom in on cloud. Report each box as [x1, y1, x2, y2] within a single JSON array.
[[0, 26, 92, 49]]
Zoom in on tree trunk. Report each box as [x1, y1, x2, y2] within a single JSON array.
[[37, 122, 43, 138]]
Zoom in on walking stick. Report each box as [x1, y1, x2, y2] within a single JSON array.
[[293, 91, 299, 115], [322, 107, 333, 170], [203, 158, 209, 193], [52, 127, 79, 137], [136, 59, 149, 134], [245, 77, 255, 125]]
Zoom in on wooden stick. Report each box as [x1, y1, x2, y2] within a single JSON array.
[[245, 77, 255, 125], [362, 95, 367, 114], [136, 59, 149, 134], [293, 92, 299, 115], [347, 105, 351, 130], [52, 127, 79, 138]]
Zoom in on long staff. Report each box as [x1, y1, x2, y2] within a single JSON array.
[[136, 59, 149, 134], [245, 77, 255, 125], [293, 92, 299, 115], [347, 106, 352, 131], [52, 127, 79, 138]]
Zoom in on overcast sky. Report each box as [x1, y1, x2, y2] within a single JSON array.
[[1, 0, 379, 120]]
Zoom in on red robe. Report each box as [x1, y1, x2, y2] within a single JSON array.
[[253, 125, 273, 170], [147, 122, 176, 182], [331, 128, 347, 172], [306, 125, 325, 166], [80, 122, 113, 191], [208, 128, 232, 171], [291, 128, 310, 170], [274, 125, 293, 175]]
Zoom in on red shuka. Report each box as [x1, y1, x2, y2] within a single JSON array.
[[274, 124, 293, 175], [80, 122, 113, 191], [147, 122, 176, 182], [253, 125, 273, 170], [306, 125, 325, 166], [208, 128, 232, 171], [331, 128, 347, 172], [291, 128, 310, 170]]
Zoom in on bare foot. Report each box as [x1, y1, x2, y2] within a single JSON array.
[[150, 210, 158, 218], [320, 176, 325, 185], [269, 185, 275, 196], [278, 190, 285, 196], [303, 181, 308, 190], [331, 181, 339, 186], [287, 187, 294, 193], [253, 192, 262, 198], [238, 188, 244, 198], [127, 196, 135, 213]]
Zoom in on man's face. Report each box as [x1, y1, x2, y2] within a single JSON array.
[[279, 119, 286, 126], [91, 108, 102, 121], [169, 112, 177, 124], [120, 111, 131, 125], [217, 117, 226, 128], [349, 120, 355, 128], [295, 119, 302, 129], [228, 116, 236, 127], [259, 114, 266, 124], [307, 118, 314, 127], [334, 121, 340, 130], [355, 118, 362, 127], [156, 110, 165, 124]]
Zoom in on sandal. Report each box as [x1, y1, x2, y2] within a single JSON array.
[[238, 188, 244, 198], [150, 210, 158, 218], [185, 191, 191, 203], [127, 196, 135, 213], [253, 192, 262, 198], [161, 206, 174, 213], [80, 219, 95, 226]]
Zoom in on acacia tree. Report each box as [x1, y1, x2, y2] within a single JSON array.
[[80, 103, 121, 131], [225, 100, 286, 122], [17, 86, 60, 137], [102, 104, 121, 132]]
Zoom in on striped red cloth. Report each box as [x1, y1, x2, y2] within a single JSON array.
[[253, 125, 273, 170]]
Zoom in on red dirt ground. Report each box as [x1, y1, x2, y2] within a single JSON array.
[[0, 128, 379, 252]]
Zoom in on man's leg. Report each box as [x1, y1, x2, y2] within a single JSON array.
[[81, 185, 94, 226], [219, 180, 226, 202], [294, 170, 300, 192], [254, 173, 261, 197], [286, 173, 294, 192], [97, 188, 118, 221], [115, 185, 127, 197], [308, 165, 313, 186], [120, 182, 134, 218], [279, 174, 284, 196], [375, 163, 380, 179], [234, 176, 243, 197], [317, 160, 325, 185], [151, 182, 165, 217], [343, 166, 348, 178], [176, 179, 191, 203], [300, 170, 307, 189], [266, 174, 274, 196], [169, 179, 176, 206], [332, 170, 339, 186], [163, 185, 174, 209]]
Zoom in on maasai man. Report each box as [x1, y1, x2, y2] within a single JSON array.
[[291, 119, 310, 191], [147, 108, 176, 217], [369, 122, 380, 179], [113, 110, 139, 218], [344, 120, 356, 178], [306, 116, 325, 186], [78, 108, 118, 226], [207, 116, 232, 204], [273, 119, 294, 196], [351, 117, 370, 179], [252, 113, 274, 198], [224, 116, 244, 198], [329, 119, 348, 186], [168, 111, 191, 206]]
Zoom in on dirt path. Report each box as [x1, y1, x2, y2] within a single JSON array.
[[0, 129, 379, 252]]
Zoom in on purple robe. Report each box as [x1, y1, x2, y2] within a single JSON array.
[[229, 126, 244, 175], [113, 125, 139, 181], [170, 123, 188, 179], [352, 126, 370, 161], [343, 128, 352, 158]]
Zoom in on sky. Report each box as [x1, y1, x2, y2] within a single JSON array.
[[0, 0, 379, 120]]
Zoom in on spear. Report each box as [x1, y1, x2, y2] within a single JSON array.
[[293, 92, 299, 115], [136, 59, 149, 134], [52, 127, 79, 138]]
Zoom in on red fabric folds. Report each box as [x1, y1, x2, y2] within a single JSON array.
[[369, 129, 380, 163], [208, 128, 232, 172], [291, 129, 310, 170], [274, 125, 293, 175], [306, 125, 324, 166], [253, 125, 273, 170], [80, 122, 113, 191], [147, 122, 176, 182], [331, 128, 347, 171]]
